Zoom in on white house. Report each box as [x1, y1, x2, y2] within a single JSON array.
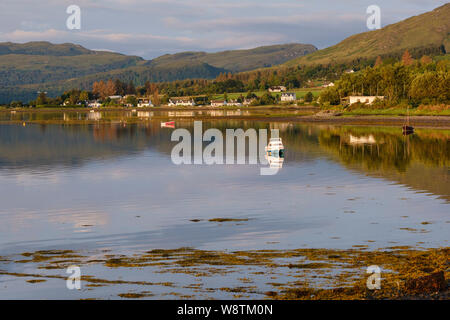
[[227, 99, 243, 107], [108, 95, 122, 100], [268, 86, 287, 93], [281, 92, 296, 102], [243, 98, 256, 106], [168, 98, 196, 106], [137, 98, 153, 108], [88, 100, 102, 108], [210, 100, 227, 107], [345, 69, 355, 74], [323, 82, 335, 88], [349, 96, 384, 105]]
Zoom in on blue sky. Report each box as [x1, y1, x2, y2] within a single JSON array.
[[0, 0, 447, 59]]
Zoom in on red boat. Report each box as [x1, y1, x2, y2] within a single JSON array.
[[161, 121, 175, 128]]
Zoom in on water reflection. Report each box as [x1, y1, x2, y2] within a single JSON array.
[[0, 120, 448, 254]]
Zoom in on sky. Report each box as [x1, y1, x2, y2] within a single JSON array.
[[0, 0, 447, 59]]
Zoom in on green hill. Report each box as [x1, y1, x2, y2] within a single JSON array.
[[0, 42, 316, 103], [285, 3, 450, 67]]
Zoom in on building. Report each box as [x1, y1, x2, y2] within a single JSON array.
[[349, 96, 384, 105], [210, 100, 227, 107], [108, 95, 123, 100], [137, 98, 153, 108], [323, 82, 335, 88], [345, 69, 355, 74], [243, 98, 256, 106], [87, 100, 102, 108], [281, 92, 296, 102], [268, 86, 287, 93], [227, 99, 243, 107], [168, 97, 196, 106]]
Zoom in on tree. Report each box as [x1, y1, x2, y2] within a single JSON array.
[[420, 55, 432, 66], [401, 50, 413, 66], [126, 95, 137, 106], [152, 88, 160, 106], [79, 91, 89, 102], [304, 91, 313, 103], [36, 92, 47, 105]]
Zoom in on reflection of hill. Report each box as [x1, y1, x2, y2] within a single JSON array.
[[0, 123, 174, 170], [318, 127, 450, 202], [0, 122, 448, 202]]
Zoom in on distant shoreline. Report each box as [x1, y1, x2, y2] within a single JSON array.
[[2, 106, 450, 128]]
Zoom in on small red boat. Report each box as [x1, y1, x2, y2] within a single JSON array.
[[161, 121, 175, 128]]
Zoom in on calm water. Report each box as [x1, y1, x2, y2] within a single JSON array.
[[0, 114, 449, 298]]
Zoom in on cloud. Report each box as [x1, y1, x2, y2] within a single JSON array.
[[0, 0, 447, 58]]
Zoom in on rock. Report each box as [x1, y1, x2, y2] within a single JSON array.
[[405, 271, 447, 294], [315, 110, 343, 117]]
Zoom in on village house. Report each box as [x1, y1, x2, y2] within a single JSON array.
[[168, 97, 196, 107], [323, 82, 335, 88], [137, 98, 153, 108], [227, 99, 243, 107], [108, 95, 123, 100], [210, 100, 227, 107], [345, 69, 355, 74], [243, 98, 256, 106], [268, 86, 287, 93], [87, 100, 102, 108], [349, 96, 384, 105], [281, 92, 296, 102]]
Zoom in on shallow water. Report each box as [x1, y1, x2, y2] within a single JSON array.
[[0, 116, 448, 298]]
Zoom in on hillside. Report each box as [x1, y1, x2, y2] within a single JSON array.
[[0, 42, 316, 103], [149, 44, 317, 72], [285, 3, 450, 67]]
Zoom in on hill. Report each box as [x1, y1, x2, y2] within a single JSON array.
[[0, 42, 316, 103], [285, 3, 450, 67]]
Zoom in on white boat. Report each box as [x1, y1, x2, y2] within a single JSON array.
[[265, 137, 284, 153]]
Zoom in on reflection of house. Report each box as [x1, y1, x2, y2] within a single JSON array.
[[349, 134, 376, 145], [211, 100, 227, 107], [349, 96, 384, 105], [137, 98, 153, 107], [281, 92, 296, 102], [168, 97, 195, 106], [269, 86, 287, 92], [87, 111, 102, 121]]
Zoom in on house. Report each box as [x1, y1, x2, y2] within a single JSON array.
[[345, 69, 355, 74], [323, 82, 335, 88], [88, 100, 102, 108], [210, 100, 227, 107], [349, 96, 384, 105], [243, 98, 256, 106], [227, 99, 243, 107], [108, 95, 123, 100], [137, 98, 153, 108], [268, 86, 287, 93], [168, 97, 196, 106], [281, 92, 296, 102]]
